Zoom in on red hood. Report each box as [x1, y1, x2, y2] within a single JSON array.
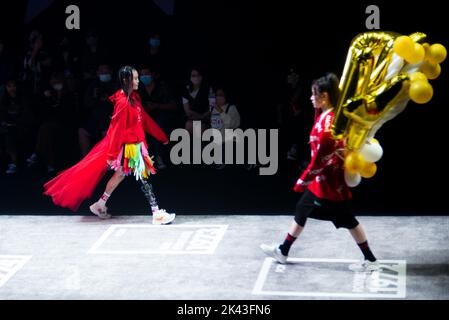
[[108, 89, 140, 105]]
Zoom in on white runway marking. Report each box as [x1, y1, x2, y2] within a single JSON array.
[[88, 224, 228, 255], [0, 255, 32, 288], [252, 258, 407, 299]]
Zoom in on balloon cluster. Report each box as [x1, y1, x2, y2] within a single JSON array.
[[394, 36, 446, 103], [332, 32, 446, 187]]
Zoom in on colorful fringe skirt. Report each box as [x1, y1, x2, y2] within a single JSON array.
[[110, 142, 156, 180]]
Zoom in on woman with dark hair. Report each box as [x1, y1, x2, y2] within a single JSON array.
[[43, 66, 175, 225], [182, 67, 211, 133], [261, 73, 379, 272], [210, 85, 241, 170]]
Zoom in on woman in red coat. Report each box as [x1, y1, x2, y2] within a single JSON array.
[[44, 66, 175, 225], [260, 73, 378, 272]]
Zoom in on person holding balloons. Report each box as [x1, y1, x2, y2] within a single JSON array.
[[260, 73, 379, 272]]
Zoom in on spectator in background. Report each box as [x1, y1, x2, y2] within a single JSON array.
[[78, 64, 116, 156], [26, 72, 79, 173], [0, 39, 15, 96], [0, 79, 33, 174], [182, 68, 211, 133], [139, 65, 178, 169], [210, 85, 241, 170], [82, 31, 107, 83], [54, 35, 81, 79], [276, 66, 311, 169], [22, 30, 50, 96], [140, 33, 168, 80]]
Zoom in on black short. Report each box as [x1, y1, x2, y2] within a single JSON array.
[[294, 189, 359, 229]]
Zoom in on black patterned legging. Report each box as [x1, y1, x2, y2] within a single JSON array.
[[140, 179, 159, 208]]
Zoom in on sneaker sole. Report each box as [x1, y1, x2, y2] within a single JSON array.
[[153, 214, 176, 225], [260, 245, 287, 264], [89, 205, 111, 219]]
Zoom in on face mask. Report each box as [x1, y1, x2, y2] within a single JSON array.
[[99, 74, 112, 82], [191, 76, 201, 85], [140, 75, 153, 86], [52, 84, 63, 91], [149, 38, 160, 48]]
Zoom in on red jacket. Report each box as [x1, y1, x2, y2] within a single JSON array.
[[107, 90, 169, 160], [293, 109, 352, 201]]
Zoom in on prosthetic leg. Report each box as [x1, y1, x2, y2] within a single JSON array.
[[140, 179, 176, 225]]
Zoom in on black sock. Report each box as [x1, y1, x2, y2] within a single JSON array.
[[279, 233, 296, 256], [357, 241, 376, 262]]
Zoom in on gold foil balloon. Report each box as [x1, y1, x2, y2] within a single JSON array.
[[332, 31, 431, 153], [332, 31, 444, 188], [409, 80, 434, 104]]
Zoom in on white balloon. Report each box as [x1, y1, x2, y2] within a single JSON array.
[[360, 141, 383, 162], [344, 170, 361, 187]]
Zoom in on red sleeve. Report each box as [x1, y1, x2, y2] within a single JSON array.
[[141, 110, 169, 144], [106, 102, 127, 161], [293, 119, 339, 193]]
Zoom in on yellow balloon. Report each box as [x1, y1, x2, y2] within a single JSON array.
[[360, 162, 377, 178], [409, 80, 433, 104], [370, 138, 379, 144], [345, 152, 365, 173], [393, 36, 415, 60], [428, 43, 447, 64], [409, 71, 428, 82], [420, 60, 441, 80], [405, 43, 425, 64]]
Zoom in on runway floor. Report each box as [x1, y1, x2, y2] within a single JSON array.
[[0, 215, 448, 300]]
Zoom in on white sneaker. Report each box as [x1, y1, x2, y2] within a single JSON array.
[[89, 201, 111, 219], [6, 163, 17, 174], [260, 244, 287, 264], [349, 260, 380, 272], [152, 209, 175, 225]]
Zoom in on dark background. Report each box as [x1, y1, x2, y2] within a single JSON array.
[[0, 0, 448, 215]]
